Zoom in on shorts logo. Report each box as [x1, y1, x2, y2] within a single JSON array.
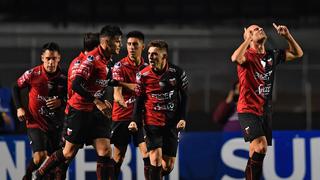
[[30, 141, 32, 145], [245, 126, 250, 135], [67, 128, 73, 136]]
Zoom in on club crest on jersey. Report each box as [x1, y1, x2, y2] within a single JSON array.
[[67, 128, 73, 136], [244, 126, 250, 135], [87, 55, 94, 62], [260, 59, 266, 68], [169, 78, 176, 86], [267, 58, 273, 66], [136, 72, 141, 80]]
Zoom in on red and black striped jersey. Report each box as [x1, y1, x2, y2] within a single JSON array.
[[237, 48, 285, 116], [17, 65, 67, 132], [111, 56, 147, 121], [65, 52, 86, 114], [68, 46, 113, 111], [135, 63, 188, 126]]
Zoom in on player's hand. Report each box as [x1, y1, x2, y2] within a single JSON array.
[[176, 119, 186, 131], [117, 99, 127, 108], [94, 98, 112, 118], [17, 108, 27, 122], [273, 23, 290, 38], [46, 97, 62, 110], [114, 94, 127, 108], [243, 27, 253, 42], [128, 121, 138, 132], [226, 90, 235, 103], [107, 79, 119, 87]]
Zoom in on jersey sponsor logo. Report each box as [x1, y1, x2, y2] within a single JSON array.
[[151, 90, 175, 101], [38, 106, 55, 119], [125, 96, 136, 105], [257, 83, 272, 96], [154, 102, 175, 111], [96, 79, 109, 87], [93, 89, 105, 98], [254, 70, 273, 81]]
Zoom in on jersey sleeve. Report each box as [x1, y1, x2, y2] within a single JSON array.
[[112, 62, 125, 82], [178, 68, 189, 120], [17, 69, 33, 88], [75, 55, 95, 80], [134, 72, 145, 97]]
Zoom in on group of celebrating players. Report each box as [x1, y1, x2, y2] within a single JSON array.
[[13, 25, 188, 180]]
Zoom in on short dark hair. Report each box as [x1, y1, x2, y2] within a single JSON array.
[[126, 31, 144, 42], [41, 42, 61, 55], [100, 25, 122, 38], [147, 40, 168, 53], [83, 32, 100, 52]]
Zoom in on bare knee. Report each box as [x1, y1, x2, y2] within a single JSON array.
[[113, 145, 127, 163], [33, 151, 47, 165], [250, 137, 268, 155], [162, 156, 175, 176], [162, 163, 174, 176], [255, 144, 267, 154], [63, 147, 78, 160]]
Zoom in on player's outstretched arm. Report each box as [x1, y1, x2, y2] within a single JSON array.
[[272, 23, 303, 61]]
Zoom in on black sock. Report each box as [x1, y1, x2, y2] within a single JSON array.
[[55, 161, 71, 180], [38, 149, 66, 176], [143, 157, 151, 180], [149, 165, 162, 180], [161, 168, 173, 177], [245, 152, 265, 180], [114, 160, 122, 179], [23, 160, 40, 180], [96, 156, 115, 180]]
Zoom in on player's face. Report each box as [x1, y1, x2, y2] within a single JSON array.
[[248, 25, 267, 43], [148, 47, 167, 71], [127, 37, 144, 61], [108, 35, 122, 55], [41, 50, 61, 73]]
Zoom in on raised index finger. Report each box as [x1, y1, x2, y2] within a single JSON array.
[[272, 23, 278, 29]]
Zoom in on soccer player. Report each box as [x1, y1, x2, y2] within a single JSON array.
[[12, 42, 67, 180], [33, 25, 122, 180], [110, 31, 150, 179], [129, 40, 188, 180], [231, 23, 303, 179], [55, 32, 100, 180]]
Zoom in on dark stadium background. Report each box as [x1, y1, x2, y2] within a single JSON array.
[[1, 0, 320, 133]]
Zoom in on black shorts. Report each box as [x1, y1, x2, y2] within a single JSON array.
[[144, 125, 179, 157], [64, 107, 111, 145], [238, 113, 272, 146], [111, 120, 145, 147], [27, 128, 62, 154]]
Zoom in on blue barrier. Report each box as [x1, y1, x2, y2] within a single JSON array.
[[1, 131, 320, 180]]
